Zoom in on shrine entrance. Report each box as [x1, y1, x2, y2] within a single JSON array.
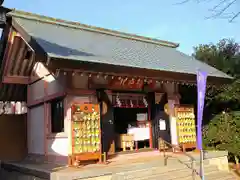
[[112, 93, 151, 153]]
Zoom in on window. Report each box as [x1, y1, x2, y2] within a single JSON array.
[[51, 98, 64, 133]]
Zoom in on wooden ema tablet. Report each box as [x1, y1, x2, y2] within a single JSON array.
[[69, 104, 102, 166], [175, 105, 197, 152]]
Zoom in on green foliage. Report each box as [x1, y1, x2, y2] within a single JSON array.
[[203, 111, 240, 157], [216, 79, 240, 102], [194, 39, 240, 160], [193, 39, 240, 77], [193, 39, 240, 113]]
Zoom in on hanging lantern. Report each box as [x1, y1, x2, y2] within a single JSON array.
[[164, 103, 169, 115]]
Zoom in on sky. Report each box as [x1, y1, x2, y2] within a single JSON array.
[[3, 0, 240, 55]]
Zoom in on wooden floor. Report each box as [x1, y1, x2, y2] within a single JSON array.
[[107, 150, 164, 164]]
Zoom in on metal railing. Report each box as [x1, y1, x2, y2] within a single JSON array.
[[158, 138, 197, 180]]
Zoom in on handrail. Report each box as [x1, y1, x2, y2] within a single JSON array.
[[158, 138, 197, 180]]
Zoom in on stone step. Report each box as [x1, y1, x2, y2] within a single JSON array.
[[178, 171, 237, 180], [113, 164, 219, 180], [134, 169, 194, 180], [205, 171, 237, 180]]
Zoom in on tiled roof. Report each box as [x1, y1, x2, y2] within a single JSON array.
[[8, 10, 231, 79]]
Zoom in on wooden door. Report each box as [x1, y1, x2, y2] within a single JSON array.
[[152, 105, 171, 148]]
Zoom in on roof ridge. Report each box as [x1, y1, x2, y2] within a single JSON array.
[[7, 9, 179, 48]]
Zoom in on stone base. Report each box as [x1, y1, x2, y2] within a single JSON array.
[[0, 168, 48, 180]]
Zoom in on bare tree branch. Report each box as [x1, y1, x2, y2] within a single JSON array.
[[230, 11, 240, 22], [211, 0, 237, 18], [174, 0, 191, 5], [212, 0, 229, 11], [177, 0, 240, 22]]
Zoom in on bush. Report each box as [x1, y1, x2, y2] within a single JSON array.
[[203, 111, 240, 164]]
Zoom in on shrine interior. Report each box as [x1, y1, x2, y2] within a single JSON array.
[[113, 107, 149, 151]]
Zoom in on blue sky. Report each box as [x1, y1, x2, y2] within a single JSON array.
[[4, 0, 239, 54]]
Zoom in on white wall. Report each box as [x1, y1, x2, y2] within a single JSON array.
[[28, 105, 44, 154], [47, 137, 68, 156], [27, 62, 67, 156], [28, 73, 66, 102]]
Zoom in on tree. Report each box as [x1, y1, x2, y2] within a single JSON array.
[[203, 111, 240, 165], [193, 39, 240, 165], [194, 39, 240, 77], [193, 39, 240, 115], [178, 0, 240, 22]]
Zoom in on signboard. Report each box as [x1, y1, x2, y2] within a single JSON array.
[[137, 113, 148, 121], [110, 78, 144, 90], [197, 71, 207, 150], [127, 127, 150, 141], [159, 119, 166, 130]]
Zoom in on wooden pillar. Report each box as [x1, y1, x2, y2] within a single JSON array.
[[43, 79, 48, 157], [147, 92, 155, 149], [164, 83, 181, 146], [148, 102, 153, 148], [97, 89, 115, 157]]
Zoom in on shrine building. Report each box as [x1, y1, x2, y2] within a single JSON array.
[[0, 9, 231, 165]]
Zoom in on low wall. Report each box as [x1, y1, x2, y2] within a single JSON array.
[[205, 151, 229, 171]]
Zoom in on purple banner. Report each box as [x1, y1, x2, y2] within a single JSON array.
[[197, 71, 207, 150]]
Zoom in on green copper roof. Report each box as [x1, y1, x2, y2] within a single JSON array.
[[8, 10, 231, 79]]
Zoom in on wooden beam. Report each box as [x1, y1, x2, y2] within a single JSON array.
[[27, 92, 66, 108], [2, 76, 29, 84], [0, 27, 13, 76], [12, 41, 27, 75], [25, 52, 35, 76], [66, 88, 96, 95], [48, 58, 198, 84], [3, 33, 21, 76]]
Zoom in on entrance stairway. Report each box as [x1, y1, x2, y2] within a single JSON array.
[[0, 151, 238, 180], [110, 157, 236, 180]]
